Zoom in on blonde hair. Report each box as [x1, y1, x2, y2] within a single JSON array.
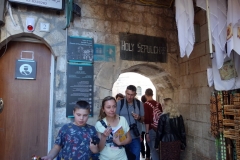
[[163, 98, 180, 118]]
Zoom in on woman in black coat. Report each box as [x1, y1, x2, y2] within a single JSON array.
[[154, 98, 186, 160]]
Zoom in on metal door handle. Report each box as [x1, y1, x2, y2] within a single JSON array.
[[0, 98, 3, 112]]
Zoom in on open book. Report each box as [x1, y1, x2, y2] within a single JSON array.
[[112, 126, 127, 142]]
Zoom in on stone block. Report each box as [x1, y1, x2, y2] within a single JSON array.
[[143, 13, 158, 26], [194, 9, 206, 26], [194, 137, 209, 158], [99, 87, 112, 99], [134, 4, 147, 12], [202, 104, 210, 124], [2, 15, 23, 40], [189, 105, 196, 120], [180, 75, 193, 89], [202, 123, 215, 141], [187, 120, 195, 136], [111, 21, 130, 34], [181, 151, 192, 160], [179, 89, 190, 104], [158, 16, 175, 30], [200, 55, 211, 72], [195, 105, 205, 121], [198, 87, 212, 105], [179, 54, 189, 63], [150, 7, 163, 15], [190, 42, 206, 59], [55, 107, 71, 125], [167, 56, 179, 78], [200, 24, 209, 42], [44, 30, 65, 48], [74, 18, 95, 30], [180, 62, 187, 76], [81, 4, 105, 19], [208, 140, 216, 160], [55, 90, 66, 101], [168, 42, 179, 53], [130, 24, 147, 35], [104, 34, 119, 44], [189, 58, 200, 74], [193, 72, 208, 87], [146, 26, 165, 37], [51, 44, 66, 57], [56, 55, 66, 72], [179, 104, 190, 120], [122, 10, 143, 23], [189, 87, 199, 104]]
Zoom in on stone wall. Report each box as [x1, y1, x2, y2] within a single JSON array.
[[178, 9, 215, 160]]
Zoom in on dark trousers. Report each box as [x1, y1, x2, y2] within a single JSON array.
[[141, 131, 150, 158]]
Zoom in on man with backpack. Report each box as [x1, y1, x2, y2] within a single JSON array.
[[144, 88, 163, 160], [116, 85, 144, 160]]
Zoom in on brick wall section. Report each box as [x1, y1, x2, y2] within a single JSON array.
[[178, 9, 215, 160]]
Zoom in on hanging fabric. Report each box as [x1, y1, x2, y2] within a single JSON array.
[[210, 51, 240, 91], [227, 0, 240, 56], [196, 0, 227, 69], [175, 0, 195, 58]]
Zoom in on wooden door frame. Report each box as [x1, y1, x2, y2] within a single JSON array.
[[3, 37, 56, 152]]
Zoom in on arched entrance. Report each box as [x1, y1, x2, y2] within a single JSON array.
[[112, 72, 157, 100], [0, 39, 52, 159]]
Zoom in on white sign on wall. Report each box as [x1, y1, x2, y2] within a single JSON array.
[[9, 0, 63, 10]]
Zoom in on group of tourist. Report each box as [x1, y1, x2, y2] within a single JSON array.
[[41, 85, 186, 160]]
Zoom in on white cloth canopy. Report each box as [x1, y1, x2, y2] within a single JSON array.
[[175, 0, 195, 58]]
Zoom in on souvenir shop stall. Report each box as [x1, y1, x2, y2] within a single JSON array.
[[210, 90, 240, 160], [175, 0, 240, 160]]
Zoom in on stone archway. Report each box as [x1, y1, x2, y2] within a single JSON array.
[[112, 72, 157, 100], [93, 62, 180, 121], [120, 63, 179, 102]]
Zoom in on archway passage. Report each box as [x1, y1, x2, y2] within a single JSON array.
[[0, 41, 51, 159], [112, 72, 156, 100]]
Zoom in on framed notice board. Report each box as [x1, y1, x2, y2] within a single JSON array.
[[67, 36, 94, 62], [66, 63, 94, 117]]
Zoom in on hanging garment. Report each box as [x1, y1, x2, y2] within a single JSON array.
[[208, 51, 240, 90], [175, 0, 195, 58], [227, 0, 240, 56], [196, 0, 227, 69]]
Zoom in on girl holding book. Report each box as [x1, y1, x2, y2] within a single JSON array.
[[95, 96, 132, 160]]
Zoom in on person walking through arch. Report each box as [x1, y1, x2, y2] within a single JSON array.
[[154, 98, 186, 160], [116, 85, 144, 160], [140, 95, 150, 160], [144, 88, 162, 160]]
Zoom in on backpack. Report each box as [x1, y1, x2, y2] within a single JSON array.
[[145, 101, 162, 131], [119, 99, 141, 114]]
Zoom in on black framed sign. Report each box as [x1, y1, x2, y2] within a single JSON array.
[[67, 36, 94, 62], [15, 60, 37, 80], [119, 33, 167, 62], [66, 62, 94, 117]]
